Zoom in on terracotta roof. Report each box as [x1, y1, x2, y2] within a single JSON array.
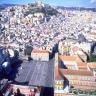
[[32, 49, 49, 53], [77, 62, 87, 66], [59, 55, 77, 61], [59, 69, 93, 76], [77, 62, 88, 70], [59, 55, 82, 62], [87, 63, 96, 69]]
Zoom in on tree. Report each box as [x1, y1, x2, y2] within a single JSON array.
[[88, 55, 96, 62]]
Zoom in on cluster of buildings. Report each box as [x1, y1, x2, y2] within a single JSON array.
[[0, 3, 96, 54], [58, 41, 90, 61], [54, 32, 96, 95], [0, 2, 96, 96], [54, 53, 96, 96]]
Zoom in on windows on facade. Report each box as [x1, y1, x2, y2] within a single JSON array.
[[67, 65, 76, 70]]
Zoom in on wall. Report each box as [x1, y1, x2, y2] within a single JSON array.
[[31, 52, 49, 61]]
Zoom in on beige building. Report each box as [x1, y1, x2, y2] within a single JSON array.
[[54, 53, 69, 96], [31, 49, 49, 61], [54, 53, 96, 96]]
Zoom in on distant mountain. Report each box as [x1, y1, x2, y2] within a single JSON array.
[[0, 4, 16, 10], [57, 6, 96, 12], [0, 3, 96, 12]]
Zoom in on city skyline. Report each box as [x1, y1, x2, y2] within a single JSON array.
[[0, 0, 96, 8]]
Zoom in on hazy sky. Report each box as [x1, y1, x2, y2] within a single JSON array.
[[0, 0, 96, 8]]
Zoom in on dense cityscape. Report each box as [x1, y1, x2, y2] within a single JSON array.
[[0, 1, 96, 96]]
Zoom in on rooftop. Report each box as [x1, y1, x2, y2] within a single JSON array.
[[77, 62, 88, 70], [32, 49, 49, 53], [59, 69, 93, 76], [88, 63, 96, 69], [12, 60, 54, 87], [59, 55, 82, 62]]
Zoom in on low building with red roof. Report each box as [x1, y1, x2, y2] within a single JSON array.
[[31, 49, 49, 61]]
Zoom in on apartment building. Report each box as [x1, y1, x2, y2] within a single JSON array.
[[54, 53, 96, 96]]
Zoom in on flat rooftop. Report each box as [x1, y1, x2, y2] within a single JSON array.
[[13, 59, 54, 88]]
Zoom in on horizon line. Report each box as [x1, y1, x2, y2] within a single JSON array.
[[0, 3, 96, 9]]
